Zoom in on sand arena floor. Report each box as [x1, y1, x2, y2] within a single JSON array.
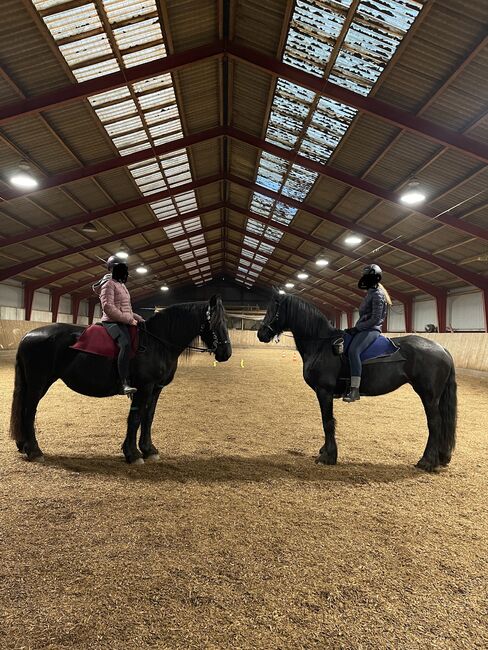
[[0, 348, 487, 649]]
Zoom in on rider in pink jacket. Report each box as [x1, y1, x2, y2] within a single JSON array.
[[93, 256, 144, 395]]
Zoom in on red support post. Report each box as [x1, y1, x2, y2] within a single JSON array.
[[436, 293, 447, 333], [71, 295, 81, 324], [346, 312, 353, 329], [24, 286, 34, 321], [334, 309, 342, 329], [484, 288, 488, 333], [403, 298, 413, 333], [51, 292, 61, 323], [88, 299, 97, 325]]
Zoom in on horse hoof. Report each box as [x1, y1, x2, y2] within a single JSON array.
[[132, 457, 145, 465], [315, 454, 337, 466], [415, 458, 439, 473], [28, 454, 45, 464], [145, 454, 160, 463]]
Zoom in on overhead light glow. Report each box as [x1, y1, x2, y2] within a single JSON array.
[[400, 179, 426, 205], [285, 282, 295, 289], [136, 266, 148, 275], [116, 251, 129, 259], [315, 258, 329, 267], [297, 272, 309, 280], [10, 165, 38, 190], [160, 285, 169, 292], [344, 235, 362, 246], [278, 289, 286, 295], [81, 222, 97, 233]]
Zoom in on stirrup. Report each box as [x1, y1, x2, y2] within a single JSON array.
[[121, 384, 137, 396]]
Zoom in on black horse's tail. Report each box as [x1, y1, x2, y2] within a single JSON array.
[[439, 357, 457, 462], [10, 353, 26, 445]]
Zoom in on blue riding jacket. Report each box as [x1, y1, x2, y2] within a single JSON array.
[[355, 287, 387, 332]]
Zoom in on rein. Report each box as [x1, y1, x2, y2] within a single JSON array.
[[141, 307, 228, 354], [264, 303, 344, 353]]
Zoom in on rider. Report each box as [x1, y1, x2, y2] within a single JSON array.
[[92, 256, 144, 396], [343, 264, 392, 403]]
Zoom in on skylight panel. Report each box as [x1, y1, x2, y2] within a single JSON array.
[[122, 43, 166, 68], [59, 33, 113, 66], [238, 0, 422, 286], [42, 4, 101, 40], [31, 0, 209, 287], [88, 87, 132, 107], [112, 18, 163, 51], [102, 0, 158, 23]]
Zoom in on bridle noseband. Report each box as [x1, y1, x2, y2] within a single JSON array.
[[263, 302, 281, 337], [199, 306, 229, 353]]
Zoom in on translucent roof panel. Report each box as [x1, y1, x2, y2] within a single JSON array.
[[237, 0, 422, 286]]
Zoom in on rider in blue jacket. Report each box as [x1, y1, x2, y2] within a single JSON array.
[[343, 264, 392, 403]]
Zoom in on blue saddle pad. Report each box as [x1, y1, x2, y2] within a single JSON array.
[[344, 333, 399, 362]]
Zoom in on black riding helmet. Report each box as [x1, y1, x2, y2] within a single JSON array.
[[106, 255, 129, 283], [358, 264, 382, 290]]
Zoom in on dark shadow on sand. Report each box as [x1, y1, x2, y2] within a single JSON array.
[[43, 452, 422, 486]]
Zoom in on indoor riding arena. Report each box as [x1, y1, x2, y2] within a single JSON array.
[[0, 1, 487, 649]]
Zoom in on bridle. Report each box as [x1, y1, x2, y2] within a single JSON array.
[[262, 301, 281, 337], [262, 301, 344, 355], [199, 306, 230, 353]]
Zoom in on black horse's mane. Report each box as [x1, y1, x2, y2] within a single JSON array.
[[145, 301, 226, 352], [282, 294, 337, 340]]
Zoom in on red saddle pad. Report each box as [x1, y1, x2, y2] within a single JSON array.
[[71, 324, 139, 359]]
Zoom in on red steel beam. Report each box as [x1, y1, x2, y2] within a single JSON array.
[[0, 202, 224, 281], [5, 125, 485, 244], [227, 127, 488, 242], [49, 234, 222, 298], [226, 42, 488, 166], [0, 41, 224, 126], [0, 128, 223, 201], [0, 174, 222, 247], [227, 199, 446, 298], [226, 232, 357, 308], [226, 222, 411, 304], [24, 224, 223, 292], [227, 177, 487, 290], [225, 252, 350, 312]]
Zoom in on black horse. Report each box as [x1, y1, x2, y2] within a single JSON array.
[[10, 295, 231, 464], [257, 291, 457, 472]]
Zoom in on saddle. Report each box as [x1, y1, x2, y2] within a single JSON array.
[[333, 333, 405, 398], [343, 332, 401, 364], [70, 324, 139, 359]]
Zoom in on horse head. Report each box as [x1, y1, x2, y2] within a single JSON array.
[[258, 288, 287, 343], [200, 294, 232, 362]]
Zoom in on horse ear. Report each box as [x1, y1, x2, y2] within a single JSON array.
[[209, 294, 222, 308]]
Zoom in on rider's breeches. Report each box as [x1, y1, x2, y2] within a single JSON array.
[[102, 322, 132, 381], [348, 330, 380, 379]]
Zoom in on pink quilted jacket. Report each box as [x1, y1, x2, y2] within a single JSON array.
[[94, 278, 143, 325]]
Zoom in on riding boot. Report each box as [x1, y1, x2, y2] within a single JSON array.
[[343, 376, 361, 402]]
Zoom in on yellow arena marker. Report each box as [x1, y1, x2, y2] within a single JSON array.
[[240, 359, 245, 368]]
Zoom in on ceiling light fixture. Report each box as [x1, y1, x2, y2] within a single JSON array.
[[160, 285, 169, 292], [278, 289, 286, 295], [297, 272, 309, 280], [81, 222, 97, 233], [400, 179, 426, 205], [136, 265, 148, 275], [315, 258, 329, 267], [9, 161, 38, 190], [344, 235, 362, 246], [115, 251, 129, 260], [285, 282, 295, 289]]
